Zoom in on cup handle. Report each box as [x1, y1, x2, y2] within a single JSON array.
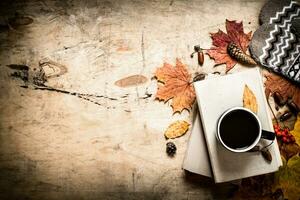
[[261, 130, 276, 140]]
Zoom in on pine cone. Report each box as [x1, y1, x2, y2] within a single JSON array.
[[166, 142, 177, 156], [227, 42, 257, 65]]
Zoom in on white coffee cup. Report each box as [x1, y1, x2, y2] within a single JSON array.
[[216, 107, 275, 153]]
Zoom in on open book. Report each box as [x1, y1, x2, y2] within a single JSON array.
[[183, 68, 282, 183]]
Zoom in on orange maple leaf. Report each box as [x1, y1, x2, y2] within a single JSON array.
[[265, 72, 300, 109], [155, 58, 195, 113], [207, 19, 252, 72]]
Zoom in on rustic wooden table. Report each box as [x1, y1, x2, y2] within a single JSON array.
[[0, 0, 267, 199]]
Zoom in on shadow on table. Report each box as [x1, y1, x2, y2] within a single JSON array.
[[184, 170, 239, 199]]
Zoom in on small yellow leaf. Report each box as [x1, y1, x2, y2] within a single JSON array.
[[243, 84, 258, 114], [290, 114, 300, 147], [164, 120, 189, 139]]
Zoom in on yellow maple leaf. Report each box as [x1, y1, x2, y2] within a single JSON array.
[[164, 120, 189, 139], [290, 114, 300, 147], [273, 155, 300, 200], [155, 59, 195, 114]]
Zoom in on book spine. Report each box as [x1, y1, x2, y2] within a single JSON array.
[[194, 82, 220, 182]]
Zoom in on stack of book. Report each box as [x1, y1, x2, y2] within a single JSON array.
[[183, 68, 282, 183]]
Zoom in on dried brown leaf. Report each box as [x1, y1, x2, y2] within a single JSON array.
[[280, 142, 300, 161], [264, 72, 300, 109], [115, 75, 148, 87]]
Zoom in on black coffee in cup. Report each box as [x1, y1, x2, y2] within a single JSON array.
[[219, 109, 260, 149]]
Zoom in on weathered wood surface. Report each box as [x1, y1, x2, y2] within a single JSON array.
[[0, 0, 266, 199]]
